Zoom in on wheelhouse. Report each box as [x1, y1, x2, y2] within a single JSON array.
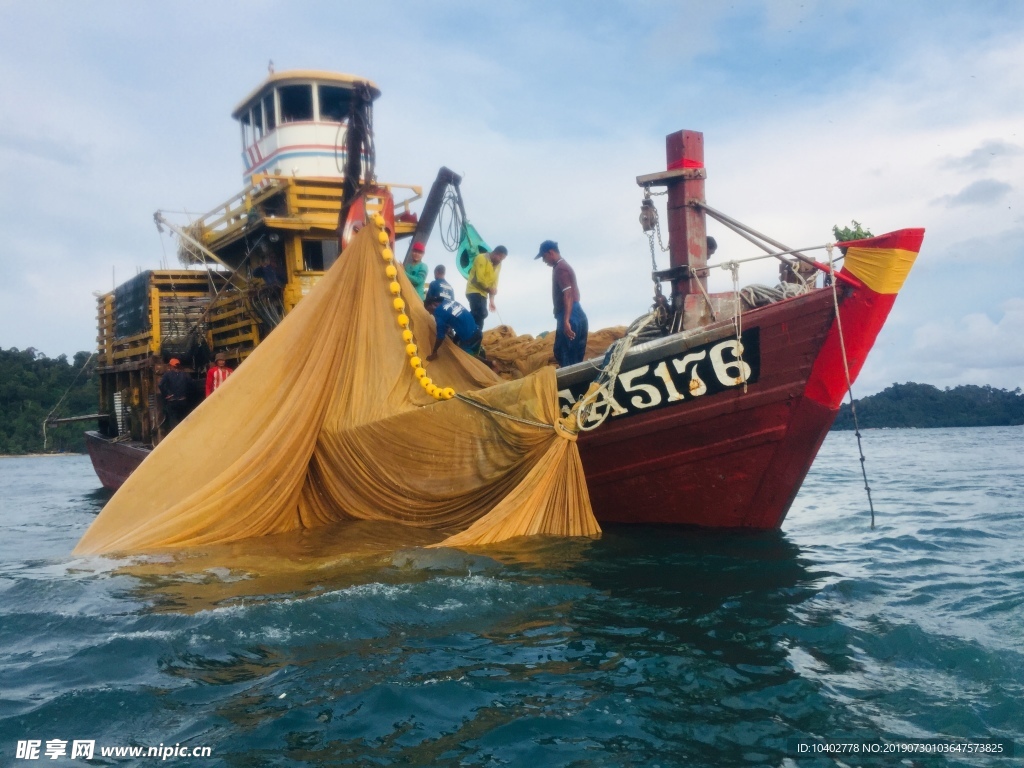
[[231, 70, 382, 183]]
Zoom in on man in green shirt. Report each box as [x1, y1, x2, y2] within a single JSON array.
[[466, 245, 507, 330], [404, 242, 428, 300]]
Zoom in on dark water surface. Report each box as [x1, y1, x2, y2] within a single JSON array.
[[1, 427, 1022, 766]]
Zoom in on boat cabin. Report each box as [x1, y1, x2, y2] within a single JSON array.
[[232, 70, 382, 183]]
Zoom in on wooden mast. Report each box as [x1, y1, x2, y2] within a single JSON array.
[[665, 130, 709, 326]]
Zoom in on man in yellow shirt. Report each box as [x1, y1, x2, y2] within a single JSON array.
[[465, 245, 507, 331]]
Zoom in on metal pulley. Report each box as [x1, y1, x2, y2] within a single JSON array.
[[639, 197, 658, 233]]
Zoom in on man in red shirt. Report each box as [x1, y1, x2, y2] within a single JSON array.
[[536, 240, 588, 367], [205, 353, 233, 397]]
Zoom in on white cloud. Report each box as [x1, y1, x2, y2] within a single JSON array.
[[949, 139, 1024, 171], [1, 0, 1023, 400], [933, 179, 1013, 208], [897, 298, 1024, 390]]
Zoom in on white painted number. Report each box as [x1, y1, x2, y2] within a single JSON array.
[[618, 366, 663, 409], [672, 351, 708, 397], [710, 340, 751, 386], [652, 361, 686, 402]]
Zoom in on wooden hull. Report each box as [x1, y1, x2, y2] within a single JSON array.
[[557, 279, 889, 530], [84, 431, 150, 491]]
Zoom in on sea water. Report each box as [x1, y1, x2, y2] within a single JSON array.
[[0, 427, 1022, 767]]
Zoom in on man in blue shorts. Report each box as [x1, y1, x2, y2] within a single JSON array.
[[535, 239, 588, 367], [424, 296, 482, 361]]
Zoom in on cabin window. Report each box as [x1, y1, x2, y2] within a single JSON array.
[[319, 85, 351, 123], [241, 111, 253, 147], [302, 239, 340, 271], [302, 239, 324, 271], [322, 239, 340, 270], [252, 103, 264, 141], [263, 93, 276, 132], [279, 84, 313, 123]]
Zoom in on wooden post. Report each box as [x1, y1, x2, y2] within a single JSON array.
[[665, 130, 708, 314]]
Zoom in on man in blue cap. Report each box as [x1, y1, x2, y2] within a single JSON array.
[[536, 240, 588, 367]]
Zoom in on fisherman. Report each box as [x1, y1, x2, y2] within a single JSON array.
[[252, 254, 285, 286], [425, 264, 455, 303], [424, 296, 482, 361], [536, 240, 589, 367], [466, 245, 507, 331], [205, 352, 233, 397], [158, 358, 191, 431], [404, 242, 428, 300], [707, 236, 718, 258]]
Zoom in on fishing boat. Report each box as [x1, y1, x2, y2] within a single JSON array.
[[85, 70, 422, 487], [84, 70, 923, 531]]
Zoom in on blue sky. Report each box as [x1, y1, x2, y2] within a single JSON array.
[[1, 0, 1022, 394]]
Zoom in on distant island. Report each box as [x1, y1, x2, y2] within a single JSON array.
[[1, 347, 97, 454], [2, 348, 1022, 455], [832, 382, 1024, 430]]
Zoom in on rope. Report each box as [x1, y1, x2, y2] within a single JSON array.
[[689, 243, 832, 275], [726, 262, 748, 393], [825, 243, 876, 527], [573, 310, 661, 431], [438, 187, 464, 253], [739, 282, 806, 307], [42, 352, 96, 451], [454, 393, 554, 430]]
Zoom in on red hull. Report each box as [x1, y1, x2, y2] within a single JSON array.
[[84, 431, 149, 491], [562, 285, 868, 530]]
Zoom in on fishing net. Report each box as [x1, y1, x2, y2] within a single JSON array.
[[74, 221, 599, 556], [482, 325, 628, 380]]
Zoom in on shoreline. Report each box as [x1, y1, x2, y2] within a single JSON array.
[[0, 452, 84, 459]]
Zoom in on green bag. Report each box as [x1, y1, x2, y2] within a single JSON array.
[[457, 222, 490, 280]]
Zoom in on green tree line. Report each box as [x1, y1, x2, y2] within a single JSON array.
[[2, 349, 1020, 453], [0, 347, 98, 454], [833, 382, 1024, 430]]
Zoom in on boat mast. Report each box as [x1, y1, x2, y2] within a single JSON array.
[[337, 82, 376, 237], [665, 130, 709, 322]]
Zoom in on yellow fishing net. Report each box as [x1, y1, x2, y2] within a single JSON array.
[[74, 221, 600, 556], [483, 325, 628, 380]]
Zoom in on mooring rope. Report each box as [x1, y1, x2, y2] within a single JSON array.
[[42, 351, 96, 451], [725, 261, 748, 393], [826, 243, 876, 527]]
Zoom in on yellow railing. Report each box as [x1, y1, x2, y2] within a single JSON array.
[[208, 294, 260, 355], [185, 176, 423, 252]]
